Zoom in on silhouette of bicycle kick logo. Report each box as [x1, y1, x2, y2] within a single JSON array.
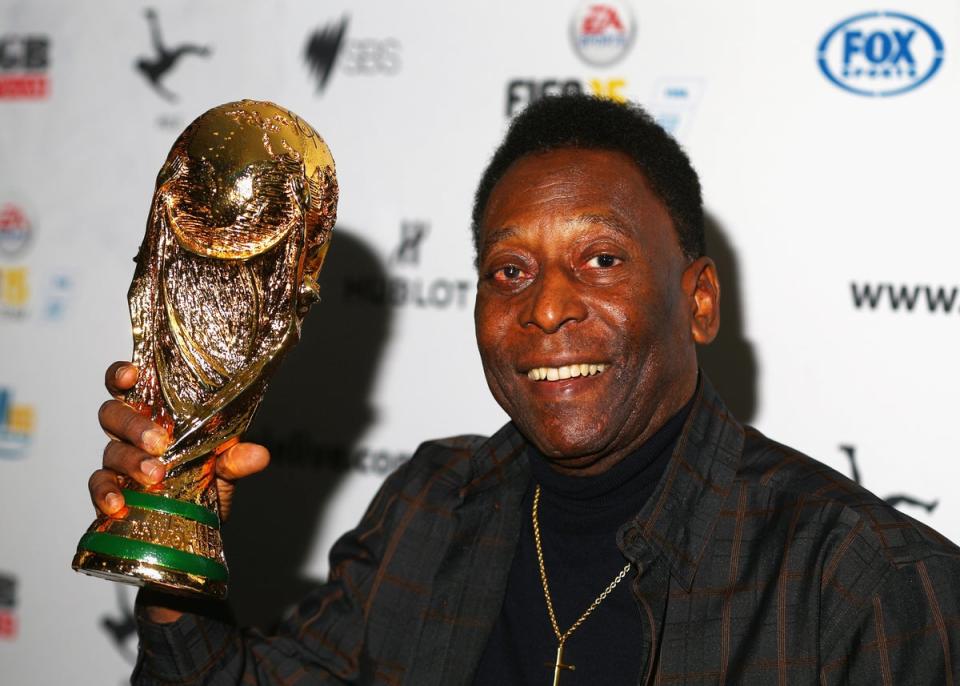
[[134, 8, 211, 102]]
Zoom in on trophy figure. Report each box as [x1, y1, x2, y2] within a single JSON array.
[[72, 100, 338, 598]]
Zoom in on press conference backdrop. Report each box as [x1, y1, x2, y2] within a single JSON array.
[[1, 1, 957, 683]]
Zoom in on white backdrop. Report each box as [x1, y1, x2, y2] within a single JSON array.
[[1, 1, 957, 683]]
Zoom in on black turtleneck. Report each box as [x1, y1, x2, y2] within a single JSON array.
[[472, 397, 693, 685]]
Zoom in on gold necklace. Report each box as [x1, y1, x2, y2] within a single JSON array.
[[532, 484, 632, 686]]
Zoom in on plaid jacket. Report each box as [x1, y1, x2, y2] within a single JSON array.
[[134, 378, 960, 684]]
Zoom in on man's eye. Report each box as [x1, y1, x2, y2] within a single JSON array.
[[494, 265, 524, 281], [586, 254, 620, 268]]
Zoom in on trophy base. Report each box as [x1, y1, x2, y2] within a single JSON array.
[[72, 486, 228, 599], [72, 549, 227, 598]]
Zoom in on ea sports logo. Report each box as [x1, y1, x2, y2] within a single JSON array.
[[570, 2, 636, 67], [818, 12, 944, 96]]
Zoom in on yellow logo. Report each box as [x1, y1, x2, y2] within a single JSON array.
[[588, 78, 627, 102], [0, 267, 29, 312]]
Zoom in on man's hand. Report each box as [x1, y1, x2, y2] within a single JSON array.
[[89, 361, 270, 522], [89, 361, 270, 624]]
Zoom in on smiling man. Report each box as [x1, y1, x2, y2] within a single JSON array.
[[474, 145, 712, 476], [91, 95, 960, 684]]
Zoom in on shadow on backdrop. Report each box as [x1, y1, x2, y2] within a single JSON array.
[[697, 212, 759, 423], [226, 227, 392, 630]]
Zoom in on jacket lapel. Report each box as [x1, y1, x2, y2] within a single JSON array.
[[405, 423, 530, 686], [618, 374, 745, 684]]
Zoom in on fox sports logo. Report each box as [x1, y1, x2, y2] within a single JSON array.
[[818, 12, 944, 96]]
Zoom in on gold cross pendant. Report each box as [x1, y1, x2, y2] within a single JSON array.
[[545, 642, 575, 686]]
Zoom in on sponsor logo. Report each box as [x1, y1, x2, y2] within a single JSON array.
[[648, 78, 704, 141], [343, 221, 473, 309], [252, 426, 410, 475], [390, 220, 428, 265], [0, 388, 34, 460], [0, 34, 50, 99], [505, 77, 627, 117], [850, 281, 960, 314], [304, 16, 401, 94], [0, 572, 16, 639], [0, 201, 74, 321], [840, 445, 938, 513], [344, 274, 472, 309], [0, 267, 73, 321], [818, 12, 944, 97], [0, 201, 31, 318], [570, 1, 636, 66], [40, 271, 73, 320], [0, 203, 31, 257], [0, 266, 28, 318], [268, 437, 411, 475], [134, 8, 211, 103]]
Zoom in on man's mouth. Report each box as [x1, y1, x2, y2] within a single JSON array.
[[525, 363, 607, 381]]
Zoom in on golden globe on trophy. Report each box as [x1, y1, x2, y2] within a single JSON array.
[[71, 100, 338, 598]]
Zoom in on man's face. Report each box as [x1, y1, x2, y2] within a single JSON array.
[[474, 148, 714, 474]]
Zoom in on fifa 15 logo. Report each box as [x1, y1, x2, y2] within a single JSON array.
[[506, 79, 626, 117]]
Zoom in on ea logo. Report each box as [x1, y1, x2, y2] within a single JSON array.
[[818, 12, 944, 96], [570, 1, 636, 66]]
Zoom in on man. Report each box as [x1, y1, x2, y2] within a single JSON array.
[[90, 95, 960, 684]]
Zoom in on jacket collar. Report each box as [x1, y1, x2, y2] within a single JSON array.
[[618, 374, 744, 591], [463, 373, 744, 592], [458, 420, 530, 500]]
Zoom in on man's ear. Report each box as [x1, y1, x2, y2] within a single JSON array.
[[682, 256, 720, 345]]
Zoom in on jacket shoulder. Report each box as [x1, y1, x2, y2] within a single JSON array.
[[733, 427, 960, 647], [738, 426, 960, 568]]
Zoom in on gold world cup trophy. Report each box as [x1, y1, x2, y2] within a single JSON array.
[[71, 100, 338, 598]]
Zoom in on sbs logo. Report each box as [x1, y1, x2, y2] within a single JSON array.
[[818, 12, 944, 96]]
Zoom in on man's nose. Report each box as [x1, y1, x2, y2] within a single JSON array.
[[520, 266, 588, 333]]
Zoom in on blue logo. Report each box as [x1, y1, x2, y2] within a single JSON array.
[[0, 388, 34, 460], [818, 12, 944, 96]]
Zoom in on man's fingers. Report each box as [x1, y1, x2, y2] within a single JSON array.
[[102, 440, 166, 486], [98, 399, 169, 455], [105, 361, 138, 396], [215, 442, 270, 482], [89, 469, 126, 516]]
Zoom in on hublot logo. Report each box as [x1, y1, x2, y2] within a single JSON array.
[[390, 220, 428, 266], [343, 221, 472, 309]]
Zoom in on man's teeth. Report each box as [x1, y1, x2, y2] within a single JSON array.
[[526, 364, 606, 381]]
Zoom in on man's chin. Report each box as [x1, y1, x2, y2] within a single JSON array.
[[519, 426, 620, 470]]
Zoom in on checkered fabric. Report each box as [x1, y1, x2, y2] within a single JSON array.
[[134, 377, 960, 684]]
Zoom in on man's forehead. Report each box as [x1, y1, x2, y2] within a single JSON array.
[[485, 148, 653, 210], [481, 212, 632, 247], [479, 150, 664, 248], [500, 147, 641, 182]]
